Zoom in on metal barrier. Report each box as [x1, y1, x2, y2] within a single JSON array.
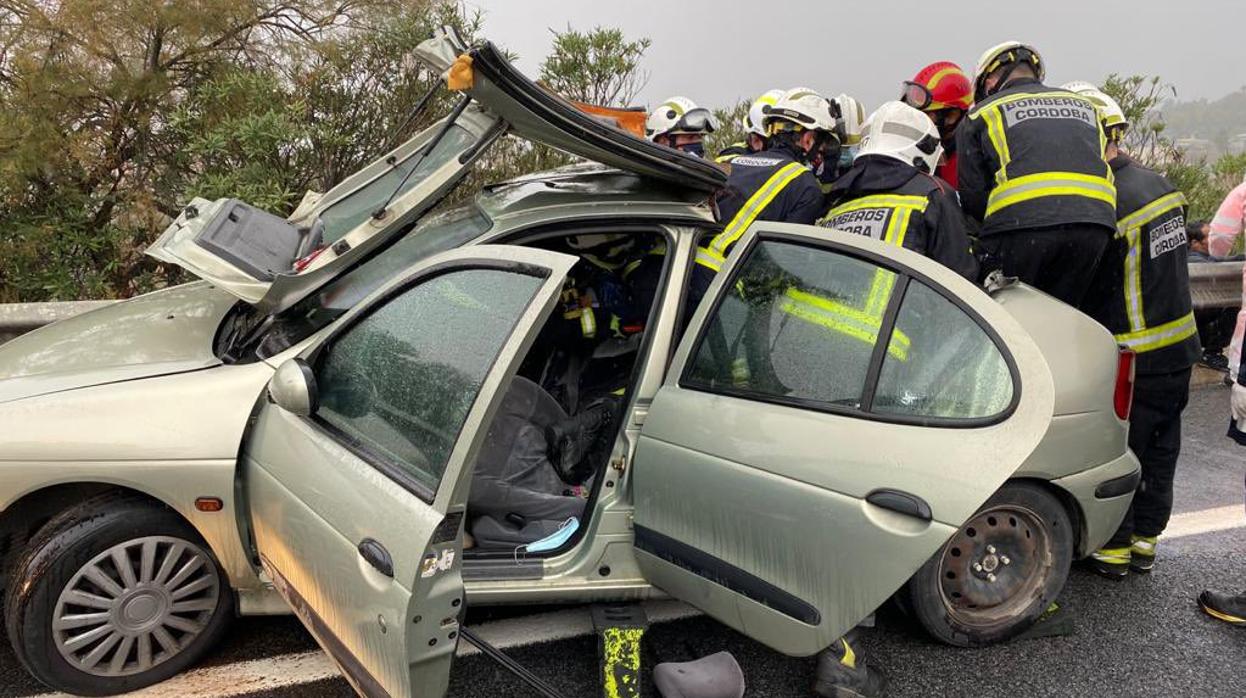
[[1189, 261, 1242, 311], [0, 262, 1242, 345]]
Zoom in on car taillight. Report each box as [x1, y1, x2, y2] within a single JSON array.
[[1114, 348, 1136, 421]]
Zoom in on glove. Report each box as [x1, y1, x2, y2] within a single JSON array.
[[1231, 383, 1246, 423]]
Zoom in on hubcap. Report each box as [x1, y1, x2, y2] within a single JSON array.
[[937, 505, 1051, 626], [53, 536, 221, 677]]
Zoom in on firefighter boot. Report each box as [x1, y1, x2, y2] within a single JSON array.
[[1199, 590, 1246, 626], [812, 635, 886, 698], [1087, 547, 1130, 579], [1129, 535, 1158, 573]]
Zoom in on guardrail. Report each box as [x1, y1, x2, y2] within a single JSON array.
[[0, 262, 1242, 345], [1188, 261, 1242, 311]]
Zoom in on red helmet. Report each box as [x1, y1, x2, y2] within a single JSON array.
[[901, 61, 973, 112]]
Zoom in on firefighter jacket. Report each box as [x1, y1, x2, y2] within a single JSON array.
[[821, 155, 979, 281], [957, 78, 1116, 236], [715, 141, 750, 164], [1082, 154, 1200, 374], [695, 144, 824, 274]]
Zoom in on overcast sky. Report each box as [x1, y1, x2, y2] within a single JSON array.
[[463, 0, 1239, 113]]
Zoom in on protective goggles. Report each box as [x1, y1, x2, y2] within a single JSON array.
[[900, 81, 936, 110], [669, 107, 718, 134]]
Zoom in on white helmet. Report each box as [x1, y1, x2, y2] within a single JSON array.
[[833, 94, 867, 146], [858, 101, 944, 174], [645, 96, 717, 141], [764, 87, 837, 135], [744, 89, 784, 137], [1061, 81, 1129, 132], [973, 40, 1044, 101]]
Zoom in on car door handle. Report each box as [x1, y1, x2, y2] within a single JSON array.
[[865, 489, 933, 522], [358, 538, 394, 577]]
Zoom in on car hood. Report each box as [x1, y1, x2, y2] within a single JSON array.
[[0, 283, 235, 404]]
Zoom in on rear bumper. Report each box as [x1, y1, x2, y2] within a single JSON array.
[[1049, 449, 1141, 557]]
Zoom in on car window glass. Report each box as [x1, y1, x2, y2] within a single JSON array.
[[315, 268, 542, 495], [684, 240, 901, 408], [873, 280, 1013, 419], [258, 204, 492, 359], [317, 124, 476, 244]]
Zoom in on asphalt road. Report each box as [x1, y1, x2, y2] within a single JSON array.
[[2, 378, 1243, 698]]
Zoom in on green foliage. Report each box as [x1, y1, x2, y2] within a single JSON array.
[[705, 99, 750, 161], [0, 0, 485, 301], [538, 26, 650, 107], [1101, 74, 1244, 224], [0, 7, 657, 301]]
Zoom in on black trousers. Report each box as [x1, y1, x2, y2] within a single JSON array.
[[1108, 367, 1192, 547], [977, 225, 1110, 307], [1195, 307, 1237, 354]]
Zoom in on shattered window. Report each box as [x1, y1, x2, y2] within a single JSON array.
[[315, 268, 540, 495]]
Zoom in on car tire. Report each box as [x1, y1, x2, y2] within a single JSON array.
[[5, 493, 233, 696], [903, 481, 1073, 647]]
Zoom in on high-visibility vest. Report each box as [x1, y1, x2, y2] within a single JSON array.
[[960, 81, 1116, 235], [1082, 156, 1200, 373]]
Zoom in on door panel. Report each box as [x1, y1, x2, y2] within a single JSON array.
[[632, 224, 1055, 656], [244, 246, 575, 697]]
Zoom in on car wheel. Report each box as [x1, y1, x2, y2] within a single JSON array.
[[5, 493, 233, 695], [904, 481, 1073, 647]]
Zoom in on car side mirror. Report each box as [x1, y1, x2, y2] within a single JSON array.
[[269, 358, 318, 416]]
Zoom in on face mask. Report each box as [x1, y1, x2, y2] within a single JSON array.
[[678, 141, 706, 158], [514, 517, 580, 561]]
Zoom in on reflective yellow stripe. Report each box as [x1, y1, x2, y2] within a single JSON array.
[[986, 171, 1115, 217], [822, 195, 928, 217], [1118, 191, 1187, 232], [1123, 226, 1145, 332], [1118, 191, 1187, 334], [981, 108, 1011, 184], [1114, 311, 1197, 353], [782, 288, 910, 361], [708, 162, 808, 256], [580, 307, 597, 338], [841, 639, 857, 669], [694, 246, 726, 272]]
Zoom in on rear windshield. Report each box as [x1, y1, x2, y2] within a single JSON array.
[[256, 204, 492, 358]]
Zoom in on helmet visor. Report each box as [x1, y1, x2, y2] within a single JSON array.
[[900, 81, 934, 111], [672, 107, 718, 134]]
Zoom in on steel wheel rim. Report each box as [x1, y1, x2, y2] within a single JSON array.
[[937, 504, 1052, 627], [52, 535, 221, 677]]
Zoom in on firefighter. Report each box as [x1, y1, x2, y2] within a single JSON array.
[[689, 86, 837, 308], [820, 100, 978, 280], [900, 61, 974, 187], [1068, 85, 1201, 578], [958, 41, 1116, 306], [716, 89, 782, 164], [827, 93, 867, 181], [645, 96, 717, 157]]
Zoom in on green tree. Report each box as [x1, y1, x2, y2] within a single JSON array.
[[538, 26, 650, 107], [705, 98, 750, 161], [0, 0, 481, 301]]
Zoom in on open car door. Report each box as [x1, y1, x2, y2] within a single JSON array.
[[242, 245, 574, 697], [413, 29, 727, 194], [630, 223, 1056, 656], [147, 90, 504, 314]]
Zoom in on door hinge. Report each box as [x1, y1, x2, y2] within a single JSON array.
[[611, 456, 627, 472]]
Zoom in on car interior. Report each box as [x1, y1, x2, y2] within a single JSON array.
[[463, 228, 668, 556]]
